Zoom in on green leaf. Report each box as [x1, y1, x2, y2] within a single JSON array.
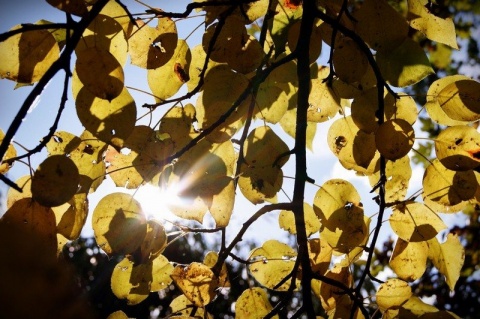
[[376, 37, 434, 87]]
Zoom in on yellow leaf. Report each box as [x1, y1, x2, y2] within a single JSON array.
[[104, 125, 173, 188], [76, 14, 128, 66], [376, 278, 412, 312], [171, 262, 219, 307], [424, 75, 472, 126], [139, 220, 168, 263], [204, 251, 230, 287], [92, 193, 146, 256], [279, 203, 320, 237], [308, 238, 333, 276], [407, 0, 458, 49], [31, 155, 80, 207], [437, 79, 480, 122], [333, 37, 368, 84], [106, 311, 129, 319], [235, 287, 278, 319], [248, 240, 298, 291], [110, 257, 150, 305], [427, 233, 465, 291], [128, 17, 177, 69], [75, 47, 125, 101], [390, 201, 447, 242], [314, 179, 369, 253], [353, 0, 409, 53], [0, 129, 17, 175], [327, 116, 378, 174], [169, 294, 212, 318], [369, 155, 412, 203], [75, 86, 136, 148], [148, 39, 191, 102], [308, 68, 341, 123], [422, 159, 477, 212], [390, 238, 428, 281], [317, 265, 352, 312], [288, 19, 323, 63], [375, 119, 415, 161], [0, 26, 59, 84], [150, 254, 174, 292], [239, 126, 290, 204], [435, 125, 480, 171]]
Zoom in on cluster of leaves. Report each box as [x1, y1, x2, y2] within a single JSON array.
[[1, 0, 480, 318]]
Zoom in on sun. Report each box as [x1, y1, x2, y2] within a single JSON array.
[[133, 183, 182, 222]]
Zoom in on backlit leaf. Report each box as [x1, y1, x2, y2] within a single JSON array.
[[0, 26, 59, 84], [235, 288, 278, 319], [56, 192, 88, 240], [196, 65, 251, 142], [308, 238, 333, 276], [376, 37, 434, 87], [248, 240, 298, 291], [427, 233, 465, 291], [31, 155, 80, 207], [375, 119, 415, 161], [308, 67, 341, 123], [92, 192, 146, 256], [239, 126, 290, 204], [171, 262, 219, 307], [111, 257, 150, 305], [279, 106, 317, 151], [437, 79, 480, 122], [422, 159, 477, 212], [425, 75, 472, 126], [333, 37, 368, 84], [351, 88, 418, 133], [268, 0, 302, 56], [105, 126, 173, 188], [169, 294, 211, 318], [407, 0, 458, 49], [128, 17, 177, 69], [148, 39, 191, 102], [46, 0, 88, 16], [0, 129, 17, 175], [107, 311, 129, 319], [313, 179, 368, 253], [76, 14, 128, 65], [390, 238, 428, 281], [353, 0, 409, 53], [187, 44, 223, 92], [158, 104, 196, 152], [376, 278, 412, 312], [317, 265, 352, 312], [435, 125, 480, 171], [327, 116, 378, 174], [139, 220, 168, 263], [390, 201, 447, 242], [279, 203, 320, 237], [75, 86, 136, 149], [75, 47, 124, 100], [369, 155, 412, 203], [204, 251, 229, 287]]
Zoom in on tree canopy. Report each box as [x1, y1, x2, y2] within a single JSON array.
[[0, 0, 480, 318]]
